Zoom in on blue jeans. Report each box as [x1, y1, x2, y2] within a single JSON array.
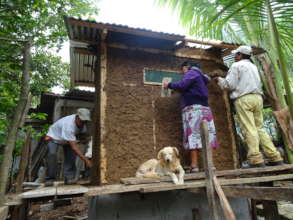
[[46, 141, 77, 180]]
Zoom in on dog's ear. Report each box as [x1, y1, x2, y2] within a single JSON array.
[[157, 149, 164, 160], [173, 147, 179, 158]]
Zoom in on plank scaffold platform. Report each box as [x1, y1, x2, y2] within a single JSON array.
[[19, 164, 293, 200]]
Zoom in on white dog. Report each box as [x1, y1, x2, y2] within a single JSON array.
[[136, 146, 185, 185]]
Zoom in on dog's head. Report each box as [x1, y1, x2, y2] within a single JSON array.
[[157, 146, 179, 164]]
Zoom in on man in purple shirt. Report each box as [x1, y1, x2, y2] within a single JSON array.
[[164, 61, 218, 172]]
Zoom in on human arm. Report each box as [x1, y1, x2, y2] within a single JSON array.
[[68, 141, 92, 168], [167, 73, 198, 92], [217, 64, 239, 91]]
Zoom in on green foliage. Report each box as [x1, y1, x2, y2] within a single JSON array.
[[30, 112, 48, 120], [31, 52, 70, 96], [156, 0, 293, 117], [0, 0, 99, 158]]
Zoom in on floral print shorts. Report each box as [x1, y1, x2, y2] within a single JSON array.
[[182, 104, 219, 150]]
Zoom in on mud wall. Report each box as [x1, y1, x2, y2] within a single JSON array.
[[103, 47, 235, 183]]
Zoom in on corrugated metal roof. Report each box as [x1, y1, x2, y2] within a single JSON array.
[[64, 16, 185, 42], [64, 16, 265, 88]]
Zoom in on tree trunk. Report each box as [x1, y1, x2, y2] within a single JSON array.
[[266, 0, 293, 119], [0, 41, 31, 205]]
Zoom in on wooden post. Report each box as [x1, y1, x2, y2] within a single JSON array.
[[250, 199, 258, 220], [201, 120, 237, 220], [200, 120, 219, 220], [262, 200, 280, 220], [12, 130, 31, 220], [213, 176, 237, 220], [91, 29, 108, 185], [261, 182, 280, 220]]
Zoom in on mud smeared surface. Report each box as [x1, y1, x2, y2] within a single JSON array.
[[104, 48, 235, 183]]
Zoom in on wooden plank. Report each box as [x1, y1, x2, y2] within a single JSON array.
[[140, 181, 206, 193], [213, 176, 237, 220], [22, 187, 57, 199], [56, 185, 88, 196], [121, 164, 293, 185], [87, 183, 168, 196], [200, 120, 220, 220], [3, 194, 22, 206], [219, 173, 293, 185], [0, 206, 9, 220], [222, 186, 293, 202], [133, 174, 293, 195], [19, 173, 293, 199]]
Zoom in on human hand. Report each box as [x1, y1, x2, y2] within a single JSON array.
[[163, 82, 169, 88], [85, 158, 93, 168], [213, 77, 219, 83]]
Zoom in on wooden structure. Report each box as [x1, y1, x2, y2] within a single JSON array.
[[12, 121, 292, 219], [5, 121, 293, 219], [63, 17, 270, 185]]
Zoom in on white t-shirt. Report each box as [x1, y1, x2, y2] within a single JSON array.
[[218, 59, 263, 99], [47, 114, 86, 143]]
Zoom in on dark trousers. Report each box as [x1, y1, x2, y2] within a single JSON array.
[[46, 141, 77, 180]]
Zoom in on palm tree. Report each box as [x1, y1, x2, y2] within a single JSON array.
[[155, 0, 293, 162]]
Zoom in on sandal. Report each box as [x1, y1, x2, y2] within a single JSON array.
[[185, 167, 199, 174]]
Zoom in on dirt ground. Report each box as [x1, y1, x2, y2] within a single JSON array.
[[28, 197, 88, 220]]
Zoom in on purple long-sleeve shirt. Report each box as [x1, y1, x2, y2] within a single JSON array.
[[168, 69, 209, 109]]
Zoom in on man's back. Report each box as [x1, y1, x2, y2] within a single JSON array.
[[47, 114, 77, 142], [224, 59, 263, 99]]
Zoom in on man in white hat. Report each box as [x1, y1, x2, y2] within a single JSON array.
[[45, 108, 93, 185], [214, 46, 283, 168]]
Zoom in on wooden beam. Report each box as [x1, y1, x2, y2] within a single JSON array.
[[99, 29, 108, 184], [200, 120, 220, 220], [174, 51, 223, 64], [185, 38, 265, 55], [90, 30, 102, 185], [109, 42, 224, 63], [90, 28, 108, 185], [121, 164, 293, 185], [213, 176, 237, 220], [185, 38, 239, 50], [222, 186, 293, 202]]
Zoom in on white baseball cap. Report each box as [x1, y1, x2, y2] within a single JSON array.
[[77, 108, 91, 121], [231, 46, 252, 55]]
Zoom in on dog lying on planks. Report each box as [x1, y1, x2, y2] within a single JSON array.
[[135, 146, 185, 185]]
